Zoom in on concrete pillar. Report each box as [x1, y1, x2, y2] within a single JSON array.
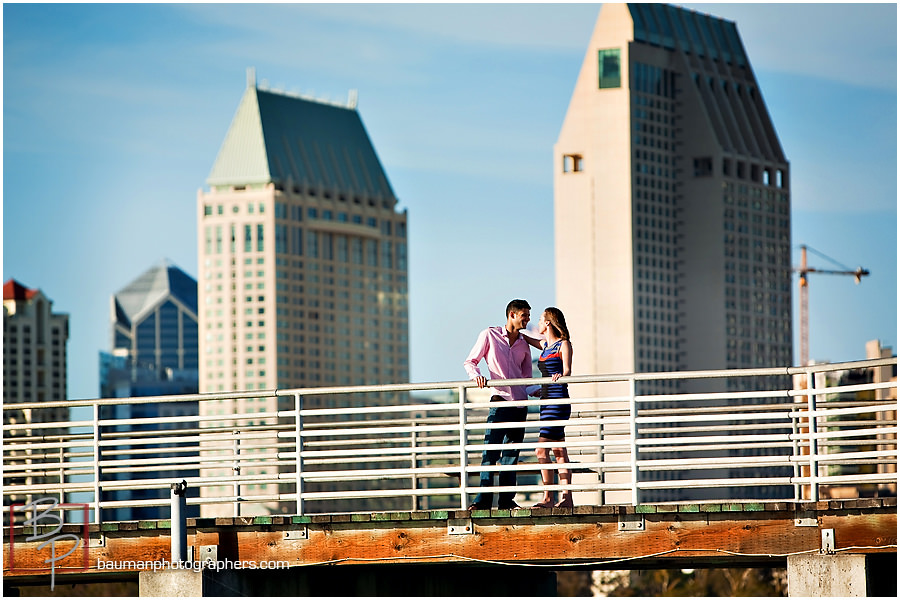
[[787, 554, 893, 597], [139, 569, 203, 597]]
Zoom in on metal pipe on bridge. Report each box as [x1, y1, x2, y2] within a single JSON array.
[[170, 480, 188, 564]]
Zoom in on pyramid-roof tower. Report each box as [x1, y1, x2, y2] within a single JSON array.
[[113, 260, 197, 328], [207, 80, 396, 202]]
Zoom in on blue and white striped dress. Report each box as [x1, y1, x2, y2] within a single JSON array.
[[537, 340, 571, 441]]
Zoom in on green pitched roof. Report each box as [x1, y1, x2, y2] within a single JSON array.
[[207, 85, 396, 200]]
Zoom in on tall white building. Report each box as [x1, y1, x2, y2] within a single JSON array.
[[554, 4, 792, 502], [196, 74, 409, 514]]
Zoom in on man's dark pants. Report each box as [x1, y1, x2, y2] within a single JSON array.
[[471, 397, 528, 508]]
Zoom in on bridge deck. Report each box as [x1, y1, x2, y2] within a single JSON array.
[[5, 498, 896, 584]]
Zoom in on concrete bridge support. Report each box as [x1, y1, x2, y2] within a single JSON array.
[[139, 565, 558, 597], [787, 554, 897, 597]]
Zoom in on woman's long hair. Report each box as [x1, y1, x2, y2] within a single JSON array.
[[543, 306, 570, 341]]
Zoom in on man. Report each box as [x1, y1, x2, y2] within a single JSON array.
[[463, 299, 534, 510]]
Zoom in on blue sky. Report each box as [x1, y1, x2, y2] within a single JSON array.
[[3, 2, 897, 401]]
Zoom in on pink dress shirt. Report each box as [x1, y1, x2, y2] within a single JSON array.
[[463, 326, 534, 401]]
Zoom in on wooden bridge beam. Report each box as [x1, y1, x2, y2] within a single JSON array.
[[4, 500, 895, 587]]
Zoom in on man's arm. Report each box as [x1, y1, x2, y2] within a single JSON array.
[[463, 328, 490, 382], [520, 328, 545, 350], [520, 339, 534, 380]]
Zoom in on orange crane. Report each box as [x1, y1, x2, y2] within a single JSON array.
[[795, 244, 869, 366]]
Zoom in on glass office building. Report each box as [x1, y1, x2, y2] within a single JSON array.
[[100, 260, 200, 520]]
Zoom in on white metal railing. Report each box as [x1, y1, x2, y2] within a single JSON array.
[[2, 358, 897, 525]]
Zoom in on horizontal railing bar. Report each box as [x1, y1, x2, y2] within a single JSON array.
[[636, 390, 789, 403], [299, 416, 462, 429], [640, 442, 795, 453], [636, 411, 792, 424], [297, 401, 460, 418], [639, 403, 794, 416], [636, 432, 788, 445], [790, 426, 898, 441], [813, 420, 899, 428], [819, 441, 898, 449], [640, 422, 793, 434], [5, 357, 894, 413], [788, 380, 898, 398], [790, 403, 899, 419]]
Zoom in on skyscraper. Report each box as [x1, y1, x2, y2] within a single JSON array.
[[99, 260, 200, 521], [556, 2, 791, 385], [102, 259, 199, 398], [554, 4, 792, 502], [197, 74, 409, 397], [196, 73, 409, 514], [3, 279, 69, 505]]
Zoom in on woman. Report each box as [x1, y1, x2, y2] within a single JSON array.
[[526, 307, 574, 508]]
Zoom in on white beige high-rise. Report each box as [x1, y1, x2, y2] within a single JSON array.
[[196, 76, 409, 515], [554, 4, 792, 503]]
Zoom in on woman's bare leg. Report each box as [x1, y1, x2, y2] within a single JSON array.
[[532, 439, 555, 507], [553, 441, 574, 507]]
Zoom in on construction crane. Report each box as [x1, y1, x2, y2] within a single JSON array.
[[794, 244, 870, 366]]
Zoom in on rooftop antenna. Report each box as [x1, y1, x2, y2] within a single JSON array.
[[247, 67, 256, 88]]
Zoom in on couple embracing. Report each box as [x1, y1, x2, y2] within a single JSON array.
[[463, 299, 573, 511]]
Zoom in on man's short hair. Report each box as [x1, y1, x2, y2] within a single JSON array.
[[506, 299, 531, 317]]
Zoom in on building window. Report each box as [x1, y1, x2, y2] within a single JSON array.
[[563, 154, 583, 173], [598, 48, 621, 89], [275, 225, 287, 254], [693, 157, 713, 177]]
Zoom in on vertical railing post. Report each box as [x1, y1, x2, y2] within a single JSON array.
[[458, 385, 469, 510], [170, 480, 188, 564], [58, 444, 65, 505], [232, 430, 241, 517], [807, 369, 819, 502], [410, 416, 419, 511], [92, 403, 102, 526], [790, 393, 801, 502], [597, 411, 606, 506], [294, 394, 303, 517], [628, 377, 640, 506]]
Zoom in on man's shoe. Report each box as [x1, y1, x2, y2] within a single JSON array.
[[467, 502, 491, 511], [497, 502, 520, 510]]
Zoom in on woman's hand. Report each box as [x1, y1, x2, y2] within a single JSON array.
[[551, 373, 561, 382]]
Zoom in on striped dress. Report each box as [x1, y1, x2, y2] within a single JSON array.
[[537, 340, 571, 441]]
